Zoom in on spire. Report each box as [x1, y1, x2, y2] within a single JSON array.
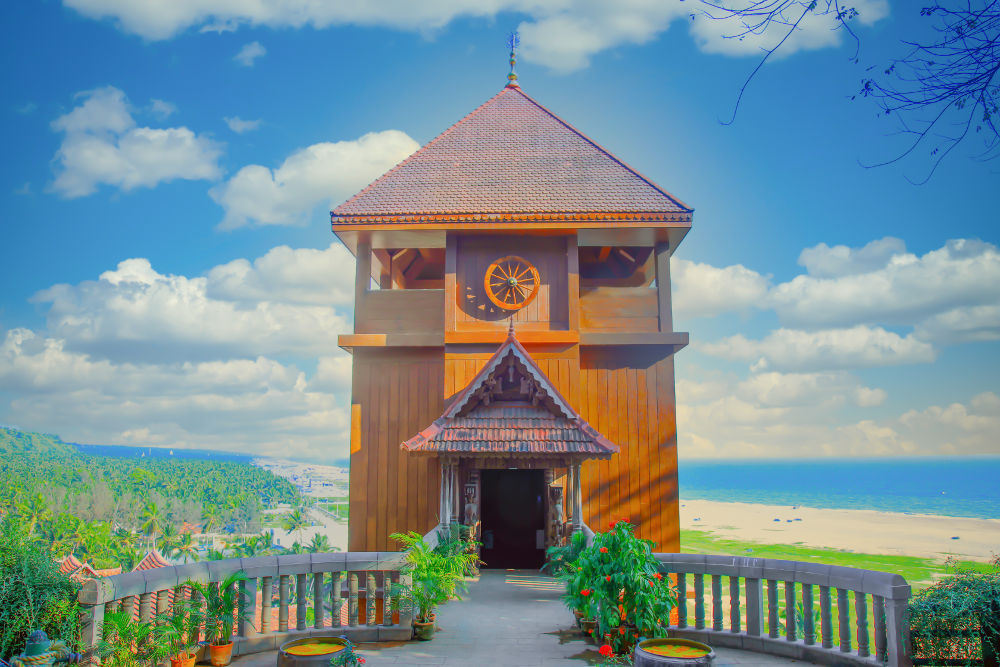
[[508, 318, 516, 337], [506, 31, 520, 88]]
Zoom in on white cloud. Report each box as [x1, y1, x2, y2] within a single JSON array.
[[61, 1, 889, 72], [688, 0, 889, 58], [149, 98, 177, 118], [210, 130, 419, 229], [224, 116, 262, 133], [699, 325, 935, 372], [234, 41, 266, 66], [33, 253, 350, 362], [913, 305, 1000, 345], [736, 371, 885, 408], [770, 238, 1000, 330], [797, 236, 906, 277], [672, 258, 770, 320], [50, 86, 222, 198]]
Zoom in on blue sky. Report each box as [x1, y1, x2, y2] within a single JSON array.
[[1, 1, 997, 461]]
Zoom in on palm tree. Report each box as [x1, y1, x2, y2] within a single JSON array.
[[140, 500, 164, 550], [282, 507, 308, 544], [307, 533, 335, 553], [17, 491, 51, 537], [201, 504, 222, 534], [169, 533, 201, 563]]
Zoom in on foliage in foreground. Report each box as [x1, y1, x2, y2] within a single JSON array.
[[909, 557, 1000, 667], [0, 516, 81, 660], [390, 531, 479, 623]]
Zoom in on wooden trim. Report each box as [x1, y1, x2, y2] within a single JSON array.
[[567, 234, 580, 332], [333, 220, 691, 232], [339, 333, 445, 351], [444, 330, 579, 344], [579, 332, 688, 347], [444, 234, 457, 334]]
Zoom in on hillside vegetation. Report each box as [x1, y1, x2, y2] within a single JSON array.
[[0, 427, 76, 456]]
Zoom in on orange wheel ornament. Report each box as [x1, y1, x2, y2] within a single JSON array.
[[484, 256, 540, 311]]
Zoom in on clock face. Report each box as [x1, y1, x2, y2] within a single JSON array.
[[484, 255, 541, 311]]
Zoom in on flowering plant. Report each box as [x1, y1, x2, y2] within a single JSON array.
[[572, 519, 676, 655], [329, 636, 365, 666]]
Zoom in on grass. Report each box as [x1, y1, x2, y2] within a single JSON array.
[[680, 529, 992, 589]]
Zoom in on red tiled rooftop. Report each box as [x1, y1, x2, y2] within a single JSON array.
[[333, 85, 692, 224], [402, 328, 617, 458]]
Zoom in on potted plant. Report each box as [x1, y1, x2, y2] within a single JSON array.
[[542, 530, 588, 576], [190, 571, 251, 666], [154, 598, 205, 667], [390, 531, 479, 641], [98, 610, 171, 667], [329, 636, 366, 666]]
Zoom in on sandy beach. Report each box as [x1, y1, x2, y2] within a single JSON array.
[[681, 498, 1000, 561]]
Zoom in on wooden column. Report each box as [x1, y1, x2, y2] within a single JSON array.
[[572, 462, 583, 532], [354, 238, 372, 333], [655, 241, 672, 332]]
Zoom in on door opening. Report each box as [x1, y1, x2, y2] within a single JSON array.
[[480, 469, 545, 569]]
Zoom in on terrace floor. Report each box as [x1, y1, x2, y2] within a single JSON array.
[[233, 570, 818, 666]]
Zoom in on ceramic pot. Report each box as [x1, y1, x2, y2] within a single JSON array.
[[413, 619, 435, 641], [580, 618, 598, 643], [169, 653, 196, 667], [633, 638, 715, 667]]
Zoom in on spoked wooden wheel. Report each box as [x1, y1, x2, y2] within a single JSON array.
[[484, 255, 540, 311]]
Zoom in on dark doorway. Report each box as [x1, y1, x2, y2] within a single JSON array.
[[480, 469, 546, 569]]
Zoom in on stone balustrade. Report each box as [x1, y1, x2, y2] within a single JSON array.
[[77, 552, 413, 665], [655, 554, 912, 667]]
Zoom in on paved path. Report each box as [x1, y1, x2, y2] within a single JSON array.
[[234, 570, 815, 666]]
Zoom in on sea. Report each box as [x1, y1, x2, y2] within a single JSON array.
[[678, 458, 1000, 520]]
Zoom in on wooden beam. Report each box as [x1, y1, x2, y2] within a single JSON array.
[[567, 234, 580, 333], [444, 234, 457, 334], [596, 246, 612, 262], [580, 331, 688, 348], [354, 238, 372, 333], [444, 330, 579, 344], [654, 241, 672, 333]]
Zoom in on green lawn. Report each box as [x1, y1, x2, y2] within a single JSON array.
[[680, 529, 991, 589]]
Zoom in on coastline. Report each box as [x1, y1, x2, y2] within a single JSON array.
[[680, 498, 1000, 562]]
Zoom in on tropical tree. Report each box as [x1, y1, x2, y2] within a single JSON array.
[[308, 533, 334, 553], [139, 500, 163, 550], [17, 491, 51, 537], [282, 507, 309, 544], [169, 533, 200, 563]]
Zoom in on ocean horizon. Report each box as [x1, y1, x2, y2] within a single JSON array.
[[678, 457, 1000, 520]]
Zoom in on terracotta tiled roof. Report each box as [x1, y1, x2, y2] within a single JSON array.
[[132, 551, 171, 571], [401, 326, 618, 458], [58, 554, 82, 575], [332, 85, 692, 225]]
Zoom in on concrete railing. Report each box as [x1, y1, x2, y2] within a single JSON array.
[[655, 554, 912, 667], [77, 553, 412, 664]]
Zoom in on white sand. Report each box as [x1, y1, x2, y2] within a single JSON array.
[[681, 499, 1000, 561]]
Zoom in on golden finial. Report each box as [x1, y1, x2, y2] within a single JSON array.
[[506, 31, 520, 87]]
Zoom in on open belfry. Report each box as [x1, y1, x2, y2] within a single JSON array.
[[332, 45, 692, 566]]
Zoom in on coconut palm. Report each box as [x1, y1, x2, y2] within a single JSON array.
[[282, 507, 308, 544], [307, 533, 335, 553], [139, 500, 163, 550], [170, 533, 200, 563]]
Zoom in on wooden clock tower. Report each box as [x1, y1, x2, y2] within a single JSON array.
[[332, 66, 692, 565]]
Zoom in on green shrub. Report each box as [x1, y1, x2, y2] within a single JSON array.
[[0, 516, 81, 660], [909, 556, 1000, 666]]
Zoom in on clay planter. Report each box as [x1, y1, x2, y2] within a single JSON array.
[[580, 618, 598, 643], [573, 609, 584, 628], [169, 653, 196, 667], [633, 638, 715, 667], [277, 637, 350, 667], [208, 643, 233, 667], [413, 619, 435, 641]]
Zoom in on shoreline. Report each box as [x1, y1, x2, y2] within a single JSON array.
[[680, 498, 1000, 562]]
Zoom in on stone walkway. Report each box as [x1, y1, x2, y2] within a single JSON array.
[[234, 570, 815, 666]]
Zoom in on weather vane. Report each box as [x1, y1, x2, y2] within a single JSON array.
[[506, 31, 520, 87]]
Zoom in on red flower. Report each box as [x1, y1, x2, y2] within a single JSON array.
[[654, 572, 663, 580], [359, 660, 366, 665], [609, 520, 616, 528], [599, 547, 608, 553], [599, 645, 614, 657], [621, 517, 630, 523], [619, 627, 626, 635], [605, 575, 611, 582], [581, 589, 591, 596]]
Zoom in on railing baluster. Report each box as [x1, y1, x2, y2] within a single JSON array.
[[383, 572, 394, 627], [729, 576, 741, 633], [767, 579, 779, 639], [784, 581, 796, 641], [349, 573, 359, 626], [331, 572, 342, 628], [260, 576, 272, 633], [855, 591, 870, 657], [296, 573, 307, 631], [837, 588, 851, 652], [820, 585, 832, 649], [278, 575, 289, 632], [694, 574, 705, 630], [745, 577, 763, 637], [155, 589, 170, 618], [313, 573, 324, 629], [240, 577, 257, 638], [139, 592, 153, 623], [873, 595, 887, 663], [367, 573, 377, 627], [802, 583, 815, 645], [711, 575, 723, 631], [677, 573, 688, 628]]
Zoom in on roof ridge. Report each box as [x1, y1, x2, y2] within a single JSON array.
[[508, 87, 693, 214]]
